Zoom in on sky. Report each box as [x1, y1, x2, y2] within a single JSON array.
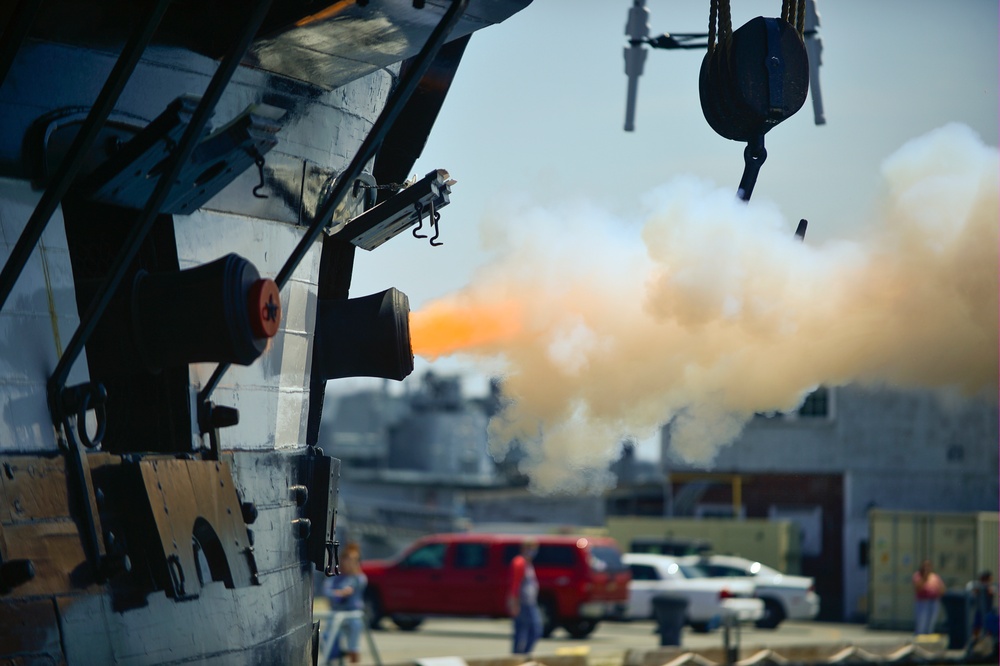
[[342, 0, 999, 465]]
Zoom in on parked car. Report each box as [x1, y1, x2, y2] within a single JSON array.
[[678, 554, 820, 628], [624, 553, 763, 632], [362, 533, 630, 638]]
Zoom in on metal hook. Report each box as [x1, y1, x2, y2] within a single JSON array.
[[428, 198, 443, 247], [252, 153, 268, 199], [411, 201, 427, 239], [736, 134, 767, 202], [324, 540, 341, 577]]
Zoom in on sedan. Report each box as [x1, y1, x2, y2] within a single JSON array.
[[624, 553, 764, 632], [678, 554, 820, 628]]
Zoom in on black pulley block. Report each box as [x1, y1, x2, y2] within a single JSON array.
[[700, 16, 809, 142]]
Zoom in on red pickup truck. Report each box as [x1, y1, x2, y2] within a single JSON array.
[[362, 533, 630, 638]]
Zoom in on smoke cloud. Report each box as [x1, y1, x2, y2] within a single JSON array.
[[409, 124, 999, 492]]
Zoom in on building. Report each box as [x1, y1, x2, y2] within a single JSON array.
[[324, 377, 998, 621], [658, 385, 999, 621]]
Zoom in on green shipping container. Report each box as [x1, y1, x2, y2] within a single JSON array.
[[605, 516, 801, 574], [868, 509, 999, 630]]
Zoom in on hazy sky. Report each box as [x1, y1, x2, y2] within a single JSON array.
[[342, 1, 999, 457]]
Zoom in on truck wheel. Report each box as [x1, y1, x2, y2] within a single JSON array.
[[755, 598, 786, 629], [563, 619, 598, 639], [364, 590, 384, 630], [390, 614, 424, 631], [539, 599, 557, 638]]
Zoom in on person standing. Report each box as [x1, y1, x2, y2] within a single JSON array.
[[323, 543, 368, 664], [508, 539, 543, 655], [912, 559, 945, 635], [970, 570, 998, 646]]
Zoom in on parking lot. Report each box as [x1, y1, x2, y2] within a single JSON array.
[[339, 617, 918, 665]]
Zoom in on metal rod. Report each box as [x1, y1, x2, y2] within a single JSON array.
[[0, 0, 43, 91], [198, 0, 470, 405], [624, 59, 641, 132], [48, 0, 274, 410], [0, 0, 172, 314], [737, 136, 767, 202]]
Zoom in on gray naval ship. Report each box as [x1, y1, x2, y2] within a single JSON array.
[[0, 1, 529, 663]]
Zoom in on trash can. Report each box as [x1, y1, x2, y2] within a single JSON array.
[[941, 590, 970, 650], [652, 594, 689, 646]]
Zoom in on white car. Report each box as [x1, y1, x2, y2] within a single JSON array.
[[623, 553, 764, 632], [678, 554, 820, 628]]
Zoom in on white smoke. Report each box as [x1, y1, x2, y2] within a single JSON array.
[[415, 124, 999, 493]]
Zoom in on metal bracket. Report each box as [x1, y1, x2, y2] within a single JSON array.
[[299, 451, 340, 574], [344, 169, 454, 250], [57, 391, 109, 580], [82, 98, 284, 214]]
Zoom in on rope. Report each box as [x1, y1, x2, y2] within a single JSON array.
[[708, 0, 718, 53], [719, 0, 731, 41], [708, 0, 731, 52], [781, 0, 807, 38]]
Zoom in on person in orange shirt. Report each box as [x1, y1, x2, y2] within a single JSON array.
[[912, 559, 945, 635], [508, 539, 542, 655]]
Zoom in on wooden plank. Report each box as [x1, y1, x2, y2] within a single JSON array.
[[0, 598, 62, 657], [1, 521, 90, 595], [0, 455, 70, 523]]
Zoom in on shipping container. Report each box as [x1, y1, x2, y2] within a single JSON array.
[[868, 509, 999, 630], [606, 516, 801, 574], [976, 513, 999, 580]]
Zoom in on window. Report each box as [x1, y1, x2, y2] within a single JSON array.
[[706, 564, 751, 577], [754, 387, 835, 421], [677, 563, 710, 579], [798, 387, 830, 418], [629, 564, 660, 581], [534, 545, 576, 567], [401, 543, 447, 569], [589, 546, 626, 573], [454, 543, 488, 569], [501, 543, 576, 567]]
